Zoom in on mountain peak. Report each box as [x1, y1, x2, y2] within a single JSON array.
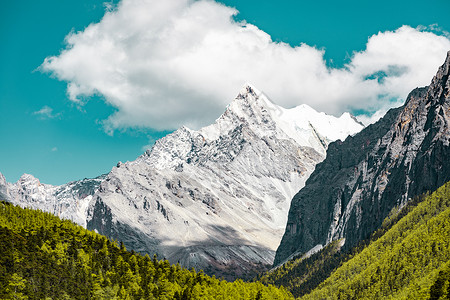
[[436, 50, 450, 77], [0, 172, 6, 189], [237, 82, 261, 98], [444, 50, 450, 71], [230, 83, 267, 112], [197, 84, 364, 149], [19, 173, 38, 183], [428, 50, 450, 100]]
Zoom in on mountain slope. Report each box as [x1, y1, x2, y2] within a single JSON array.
[[0, 84, 363, 279], [300, 180, 450, 299], [274, 50, 450, 266]]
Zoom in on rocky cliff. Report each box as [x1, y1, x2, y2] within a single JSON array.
[[274, 50, 450, 266]]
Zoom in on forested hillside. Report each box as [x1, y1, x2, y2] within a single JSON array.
[[299, 181, 450, 299], [0, 201, 293, 299]]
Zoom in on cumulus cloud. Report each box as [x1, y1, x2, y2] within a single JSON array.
[[41, 0, 450, 131], [33, 106, 61, 120]]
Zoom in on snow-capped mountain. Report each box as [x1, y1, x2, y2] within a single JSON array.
[[0, 84, 363, 279], [0, 172, 104, 227]]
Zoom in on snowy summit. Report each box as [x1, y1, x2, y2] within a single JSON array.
[[1, 84, 363, 279]]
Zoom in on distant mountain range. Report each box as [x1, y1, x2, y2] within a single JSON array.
[[0, 84, 362, 279]]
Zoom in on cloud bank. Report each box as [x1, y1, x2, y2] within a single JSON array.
[[41, 0, 450, 130]]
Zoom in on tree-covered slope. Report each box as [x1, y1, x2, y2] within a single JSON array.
[[299, 181, 450, 300], [0, 201, 293, 300], [258, 239, 345, 297]]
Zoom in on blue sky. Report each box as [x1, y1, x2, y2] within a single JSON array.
[[1, 0, 450, 185]]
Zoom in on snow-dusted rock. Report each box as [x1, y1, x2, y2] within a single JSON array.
[[1, 84, 363, 279], [1, 173, 103, 227], [86, 84, 362, 279]]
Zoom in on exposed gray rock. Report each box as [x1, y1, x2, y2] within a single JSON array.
[[274, 50, 450, 266]]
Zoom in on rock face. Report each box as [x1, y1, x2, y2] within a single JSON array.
[[0, 84, 363, 279], [274, 51, 450, 266]]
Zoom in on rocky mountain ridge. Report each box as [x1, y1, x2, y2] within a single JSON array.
[[0, 172, 103, 227], [274, 50, 450, 266], [0, 84, 363, 279], [85, 85, 362, 278]]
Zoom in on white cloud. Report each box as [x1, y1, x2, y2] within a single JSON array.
[[41, 0, 450, 131], [51, 147, 58, 152], [33, 106, 61, 120]]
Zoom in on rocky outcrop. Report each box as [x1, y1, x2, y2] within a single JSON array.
[[274, 51, 450, 266]]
